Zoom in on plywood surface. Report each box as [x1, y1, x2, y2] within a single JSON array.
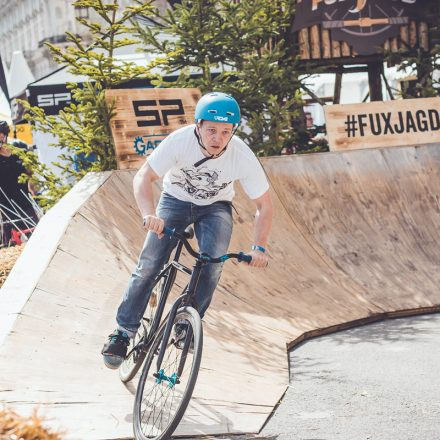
[[1, 144, 440, 439], [106, 88, 201, 170]]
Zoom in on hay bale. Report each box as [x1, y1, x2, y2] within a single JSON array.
[[0, 408, 62, 439], [0, 245, 24, 288]]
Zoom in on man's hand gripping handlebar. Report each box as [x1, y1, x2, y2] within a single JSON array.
[[162, 226, 253, 265]]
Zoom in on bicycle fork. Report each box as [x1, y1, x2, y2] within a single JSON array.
[[154, 259, 205, 386], [153, 324, 194, 389]]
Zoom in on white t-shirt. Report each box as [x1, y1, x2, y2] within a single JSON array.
[[147, 124, 269, 206]]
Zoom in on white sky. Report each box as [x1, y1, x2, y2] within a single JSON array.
[[0, 90, 11, 121]]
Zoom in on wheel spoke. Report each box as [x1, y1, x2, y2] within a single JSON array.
[[134, 308, 202, 439], [119, 277, 163, 382], [141, 352, 182, 435]]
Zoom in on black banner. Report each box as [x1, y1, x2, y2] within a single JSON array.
[[293, 0, 426, 55], [27, 78, 155, 116], [27, 83, 75, 116]]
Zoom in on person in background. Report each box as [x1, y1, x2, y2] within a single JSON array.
[[0, 121, 37, 246]]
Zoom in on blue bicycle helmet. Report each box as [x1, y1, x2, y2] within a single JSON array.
[[194, 92, 241, 127]]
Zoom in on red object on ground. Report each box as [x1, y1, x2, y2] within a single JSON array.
[[9, 227, 35, 246]]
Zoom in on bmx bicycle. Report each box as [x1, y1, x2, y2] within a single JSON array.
[[119, 225, 252, 440]]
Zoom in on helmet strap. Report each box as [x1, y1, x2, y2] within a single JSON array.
[[193, 125, 236, 168]]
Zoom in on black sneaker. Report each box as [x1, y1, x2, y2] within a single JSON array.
[[101, 330, 130, 369]]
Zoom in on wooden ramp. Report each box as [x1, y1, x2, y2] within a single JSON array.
[[1, 144, 440, 439]]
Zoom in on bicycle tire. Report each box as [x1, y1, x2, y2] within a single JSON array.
[[119, 276, 164, 383], [133, 306, 203, 440]]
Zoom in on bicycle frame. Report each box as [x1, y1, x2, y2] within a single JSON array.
[[156, 257, 207, 376], [126, 239, 189, 360], [132, 227, 252, 440], [127, 235, 202, 375], [136, 226, 252, 378]]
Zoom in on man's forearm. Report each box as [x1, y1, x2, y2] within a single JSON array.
[[133, 168, 157, 218], [253, 203, 273, 248]]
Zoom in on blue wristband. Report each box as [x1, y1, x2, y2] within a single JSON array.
[[251, 245, 266, 253]]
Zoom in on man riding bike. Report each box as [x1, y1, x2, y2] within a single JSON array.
[[102, 92, 273, 368]]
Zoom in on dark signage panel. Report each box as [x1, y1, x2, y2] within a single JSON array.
[[27, 83, 75, 116], [293, 0, 426, 55], [27, 78, 155, 116]]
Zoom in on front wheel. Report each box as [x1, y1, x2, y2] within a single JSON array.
[[119, 277, 164, 383], [133, 306, 203, 440]]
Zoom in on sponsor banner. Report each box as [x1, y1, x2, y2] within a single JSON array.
[[106, 88, 201, 169], [28, 83, 75, 116], [325, 97, 440, 151], [292, 0, 425, 55]]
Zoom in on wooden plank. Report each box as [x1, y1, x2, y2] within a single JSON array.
[[106, 88, 201, 170], [298, 28, 310, 59], [419, 22, 429, 51], [310, 25, 321, 59], [341, 41, 350, 57], [325, 97, 440, 151], [409, 20, 417, 48], [321, 28, 331, 59], [332, 39, 341, 58], [400, 24, 409, 50]]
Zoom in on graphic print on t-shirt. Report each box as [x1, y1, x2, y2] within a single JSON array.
[[171, 166, 232, 200]]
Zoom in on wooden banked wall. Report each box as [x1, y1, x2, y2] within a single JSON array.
[[1, 144, 440, 439]]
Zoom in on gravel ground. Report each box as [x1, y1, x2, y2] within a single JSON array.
[[0, 244, 24, 287]]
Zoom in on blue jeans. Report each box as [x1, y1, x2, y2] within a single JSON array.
[[116, 193, 233, 335]]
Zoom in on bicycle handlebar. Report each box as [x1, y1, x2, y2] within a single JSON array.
[[162, 226, 252, 264]]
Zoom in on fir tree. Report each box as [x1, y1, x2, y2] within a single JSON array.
[[20, 0, 156, 208], [134, 0, 309, 156]]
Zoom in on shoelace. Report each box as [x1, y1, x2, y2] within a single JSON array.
[[110, 332, 129, 346]]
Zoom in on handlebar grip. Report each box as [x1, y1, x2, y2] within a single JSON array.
[[162, 226, 175, 237], [238, 252, 252, 263]]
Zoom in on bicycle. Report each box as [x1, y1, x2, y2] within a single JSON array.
[[119, 225, 252, 440]]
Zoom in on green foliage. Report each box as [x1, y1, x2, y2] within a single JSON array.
[[8, 144, 70, 210], [134, 0, 307, 156], [386, 49, 439, 99], [22, 0, 157, 209]]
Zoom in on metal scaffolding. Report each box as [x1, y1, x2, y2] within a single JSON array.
[[0, 187, 42, 248]]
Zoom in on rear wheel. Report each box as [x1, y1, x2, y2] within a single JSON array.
[[133, 306, 203, 440], [119, 276, 164, 383]]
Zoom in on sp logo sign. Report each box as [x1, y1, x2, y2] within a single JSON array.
[[105, 87, 201, 169], [133, 99, 186, 127], [37, 93, 71, 107]]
